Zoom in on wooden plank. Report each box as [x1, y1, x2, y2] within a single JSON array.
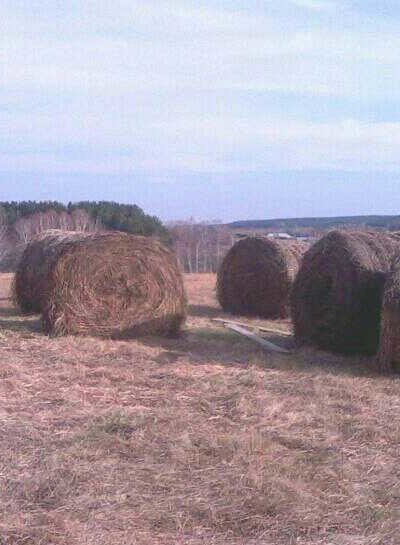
[[223, 323, 291, 354], [211, 318, 291, 337], [257, 326, 292, 337]]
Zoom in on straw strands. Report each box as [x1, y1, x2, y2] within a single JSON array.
[[217, 237, 307, 318], [378, 256, 400, 371], [291, 230, 400, 355], [13, 230, 186, 338]]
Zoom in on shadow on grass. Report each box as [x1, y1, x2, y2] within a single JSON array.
[[188, 304, 222, 318], [0, 298, 388, 379], [0, 305, 25, 318], [147, 326, 260, 367], [0, 304, 42, 334], [142, 325, 386, 378]]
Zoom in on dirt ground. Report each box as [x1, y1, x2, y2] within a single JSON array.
[[0, 273, 399, 545]]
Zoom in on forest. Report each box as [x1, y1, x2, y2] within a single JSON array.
[[0, 201, 171, 270], [0, 201, 233, 273]]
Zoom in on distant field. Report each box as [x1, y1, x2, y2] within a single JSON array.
[[0, 273, 399, 545], [228, 214, 400, 231]]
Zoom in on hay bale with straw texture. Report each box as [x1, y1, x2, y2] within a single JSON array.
[[378, 257, 400, 371], [216, 236, 308, 318], [13, 230, 186, 337], [0, 243, 26, 273], [12, 230, 85, 314], [291, 230, 400, 355]]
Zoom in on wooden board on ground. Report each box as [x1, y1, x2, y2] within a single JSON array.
[[219, 323, 292, 354], [211, 317, 292, 337]]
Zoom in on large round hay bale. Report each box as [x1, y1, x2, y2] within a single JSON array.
[[377, 257, 400, 371], [0, 243, 26, 273], [12, 230, 85, 314], [291, 230, 400, 355], [216, 237, 308, 318], [13, 230, 186, 337]]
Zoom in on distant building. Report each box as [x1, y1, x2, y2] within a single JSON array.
[[267, 232, 293, 240], [290, 231, 312, 239]]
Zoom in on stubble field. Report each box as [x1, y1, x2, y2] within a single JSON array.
[[0, 273, 399, 545]]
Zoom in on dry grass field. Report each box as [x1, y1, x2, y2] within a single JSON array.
[[0, 273, 399, 545]]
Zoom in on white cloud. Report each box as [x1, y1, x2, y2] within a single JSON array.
[[3, 110, 400, 174], [1, 1, 400, 178], [289, 0, 336, 10]]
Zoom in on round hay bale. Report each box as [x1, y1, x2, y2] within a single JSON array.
[[12, 230, 85, 314], [13, 230, 186, 337], [291, 230, 400, 355], [216, 236, 308, 318], [377, 257, 400, 371], [0, 243, 26, 273]]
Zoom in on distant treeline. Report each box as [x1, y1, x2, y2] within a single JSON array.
[[0, 200, 170, 241], [170, 222, 233, 273], [229, 215, 400, 231], [0, 200, 170, 271]]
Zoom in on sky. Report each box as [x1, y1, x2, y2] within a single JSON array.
[[1, 0, 400, 222]]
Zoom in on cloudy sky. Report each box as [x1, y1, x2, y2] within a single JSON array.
[[1, 1, 400, 221]]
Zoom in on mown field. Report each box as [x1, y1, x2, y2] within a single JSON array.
[[0, 273, 399, 545]]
